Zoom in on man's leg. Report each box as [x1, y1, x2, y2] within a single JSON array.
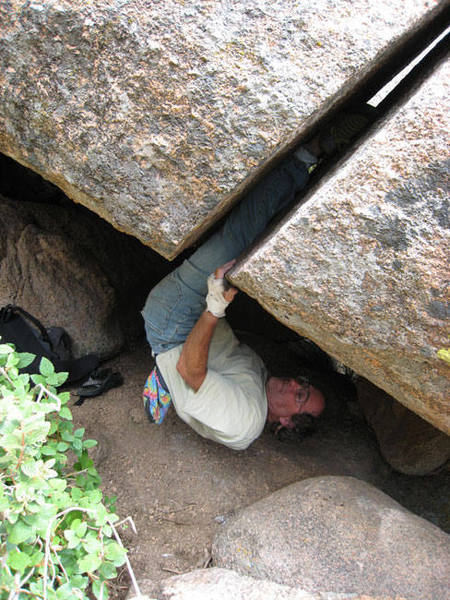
[[142, 156, 310, 354]]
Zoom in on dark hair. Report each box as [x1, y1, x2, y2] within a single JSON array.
[[268, 412, 317, 443]]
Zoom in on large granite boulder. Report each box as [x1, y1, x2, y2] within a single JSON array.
[[230, 58, 450, 434], [0, 0, 441, 258], [212, 476, 450, 600], [127, 568, 355, 600], [356, 377, 450, 475], [0, 196, 163, 358], [0, 197, 121, 358]]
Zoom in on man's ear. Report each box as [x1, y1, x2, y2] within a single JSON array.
[[279, 416, 295, 430]]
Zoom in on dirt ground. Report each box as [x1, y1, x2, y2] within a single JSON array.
[[68, 335, 449, 599]]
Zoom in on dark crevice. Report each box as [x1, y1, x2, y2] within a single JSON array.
[[0, 152, 65, 204], [374, 26, 449, 114], [356, 4, 450, 106]]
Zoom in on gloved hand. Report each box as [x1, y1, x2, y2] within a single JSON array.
[[206, 260, 238, 318], [206, 273, 231, 318]]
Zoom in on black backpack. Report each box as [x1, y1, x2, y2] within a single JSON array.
[[0, 304, 99, 384]]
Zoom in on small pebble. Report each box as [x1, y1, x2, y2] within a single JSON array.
[[214, 515, 226, 524]]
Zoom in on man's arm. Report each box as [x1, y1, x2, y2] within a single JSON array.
[[176, 260, 237, 392], [176, 310, 220, 392]]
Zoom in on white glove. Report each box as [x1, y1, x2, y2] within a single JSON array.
[[206, 273, 231, 318]]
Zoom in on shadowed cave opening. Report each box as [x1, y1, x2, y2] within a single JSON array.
[[0, 150, 448, 539]]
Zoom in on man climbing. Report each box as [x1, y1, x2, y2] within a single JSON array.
[[141, 112, 370, 449]]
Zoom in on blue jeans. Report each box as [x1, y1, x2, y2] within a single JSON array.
[[142, 156, 309, 355]]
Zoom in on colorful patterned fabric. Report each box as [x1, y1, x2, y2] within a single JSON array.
[[143, 366, 172, 424]]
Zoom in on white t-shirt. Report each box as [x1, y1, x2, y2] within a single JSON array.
[[156, 319, 268, 450]]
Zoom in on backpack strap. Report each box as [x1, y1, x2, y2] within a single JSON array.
[[57, 354, 100, 384]]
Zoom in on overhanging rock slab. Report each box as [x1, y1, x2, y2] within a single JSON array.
[[230, 59, 450, 434], [0, 0, 441, 259]]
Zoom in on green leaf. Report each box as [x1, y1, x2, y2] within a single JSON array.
[[28, 549, 44, 567], [56, 371, 69, 385], [17, 352, 36, 369], [56, 580, 88, 599], [61, 428, 75, 442], [15, 372, 31, 387], [61, 510, 83, 529], [104, 541, 126, 565], [86, 489, 102, 505], [40, 357, 55, 377], [82, 534, 102, 554], [78, 553, 102, 573], [75, 520, 88, 538], [83, 439, 97, 449], [6, 352, 19, 368], [10, 370, 21, 383], [64, 530, 81, 549], [48, 420, 59, 435], [59, 390, 71, 404], [93, 504, 111, 527], [31, 374, 46, 385], [21, 461, 39, 478], [69, 517, 81, 530], [5, 510, 19, 525], [55, 584, 80, 600], [0, 344, 14, 355], [0, 493, 9, 512], [99, 561, 117, 580], [7, 548, 32, 573], [77, 452, 94, 470], [46, 374, 61, 386], [49, 478, 67, 492], [59, 575, 88, 593], [8, 519, 34, 544], [92, 579, 109, 600], [71, 487, 83, 502], [59, 406, 72, 420]]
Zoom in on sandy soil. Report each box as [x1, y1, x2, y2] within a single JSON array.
[[68, 335, 449, 599]]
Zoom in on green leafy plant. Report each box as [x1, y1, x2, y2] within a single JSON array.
[[0, 343, 127, 600]]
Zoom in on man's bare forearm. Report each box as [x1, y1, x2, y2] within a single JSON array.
[[176, 310, 219, 392], [176, 260, 238, 392]]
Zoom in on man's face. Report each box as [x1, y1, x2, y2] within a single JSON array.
[[266, 377, 325, 429]]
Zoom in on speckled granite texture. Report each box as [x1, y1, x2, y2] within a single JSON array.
[[0, 0, 440, 258], [212, 476, 450, 599]]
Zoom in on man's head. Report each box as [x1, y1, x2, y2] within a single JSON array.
[[266, 376, 325, 430]]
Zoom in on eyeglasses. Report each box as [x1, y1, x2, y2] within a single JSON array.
[[295, 378, 311, 408]]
